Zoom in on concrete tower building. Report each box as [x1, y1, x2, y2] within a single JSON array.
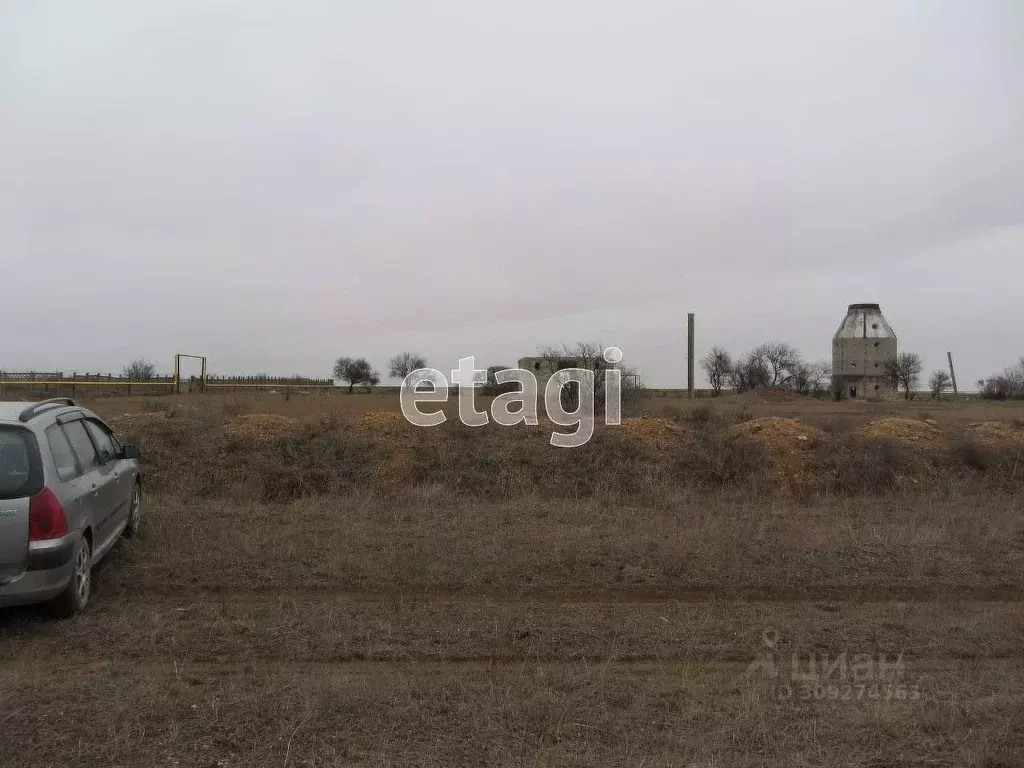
[[832, 303, 897, 400]]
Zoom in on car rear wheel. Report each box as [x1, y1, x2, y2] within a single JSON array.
[[123, 482, 142, 538], [45, 535, 91, 618]]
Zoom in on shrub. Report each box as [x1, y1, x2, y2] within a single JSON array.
[[819, 416, 855, 436], [808, 435, 916, 496], [664, 406, 685, 423], [669, 427, 769, 488], [222, 399, 249, 417], [688, 405, 712, 425], [953, 437, 999, 472]]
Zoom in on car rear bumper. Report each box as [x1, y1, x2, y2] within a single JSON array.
[[27, 535, 76, 570], [0, 537, 76, 608]]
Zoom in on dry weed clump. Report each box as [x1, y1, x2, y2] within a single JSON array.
[[855, 417, 946, 447], [668, 427, 770, 490], [806, 435, 926, 497], [370, 450, 418, 487]]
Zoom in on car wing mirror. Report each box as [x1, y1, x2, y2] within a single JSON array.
[[120, 443, 141, 460]]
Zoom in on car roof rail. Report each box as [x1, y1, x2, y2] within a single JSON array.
[[18, 397, 77, 423]]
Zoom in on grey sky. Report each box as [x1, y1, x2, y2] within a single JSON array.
[[3, 1, 1022, 387]]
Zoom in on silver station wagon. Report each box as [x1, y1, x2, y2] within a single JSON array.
[[0, 398, 142, 617]]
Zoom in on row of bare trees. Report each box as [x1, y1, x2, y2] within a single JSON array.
[[700, 343, 832, 397], [332, 351, 431, 393], [901, 355, 1024, 400], [700, 344, 939, 400], [975, 357, 1024, 400]]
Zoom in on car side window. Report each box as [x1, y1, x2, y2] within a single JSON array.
[[83, 420, 117, 464], [45, 424, 80, 482], [62, 421, 100, 473]]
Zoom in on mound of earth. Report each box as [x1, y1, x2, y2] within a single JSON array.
[[855, 417, 945, 446], [728, 416, 824, 449], [964, 421, 1024, 448], [224, 413, 298, 441], [728, 417, 825, 491], [617, 417, 686, 450]]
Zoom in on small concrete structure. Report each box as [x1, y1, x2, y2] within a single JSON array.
[[517, 355, 606, 393], [831, 303, 897, 400]]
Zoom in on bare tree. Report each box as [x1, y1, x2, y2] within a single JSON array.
[[123, 358, 156, 380], [883, 352, 923, 400], [807, 361, 831, 397], [699, 347, 733, 396], [536, 341, 604, 368], [928, 370, 952, 399], [755, 342, 802, 388], [786, 360, 829, 396], [333, 357, 380, 394], [976, 357, 1024, 400], [729, 348, 771, 393], [388, 352, 428, 387]]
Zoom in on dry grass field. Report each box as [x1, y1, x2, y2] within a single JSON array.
[[2, 389, 1023, 767]]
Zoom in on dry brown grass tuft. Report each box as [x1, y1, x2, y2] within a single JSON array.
[[104, 411, 169, 431], [369, 449, 418, 487], [223, 412, 298, 441]]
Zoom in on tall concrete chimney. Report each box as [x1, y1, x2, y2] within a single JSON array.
[[687, 312, 695, 399]]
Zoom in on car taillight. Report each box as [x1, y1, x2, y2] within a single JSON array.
[[29, 487, 69, 541]]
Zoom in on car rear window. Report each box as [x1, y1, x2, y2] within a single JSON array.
[[0, 427, 43, 499]]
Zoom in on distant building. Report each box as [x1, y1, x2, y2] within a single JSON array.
[[831, 303, 897, 400], [517, 355, 607, 393]]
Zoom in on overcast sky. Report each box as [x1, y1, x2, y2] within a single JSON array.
[[2, 1, 1022, 387]]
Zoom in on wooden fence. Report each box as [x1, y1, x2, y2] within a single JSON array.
[[0, 371, 340, 397]]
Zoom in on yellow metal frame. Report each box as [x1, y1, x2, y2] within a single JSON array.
[[173, 353, 207, 394]]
